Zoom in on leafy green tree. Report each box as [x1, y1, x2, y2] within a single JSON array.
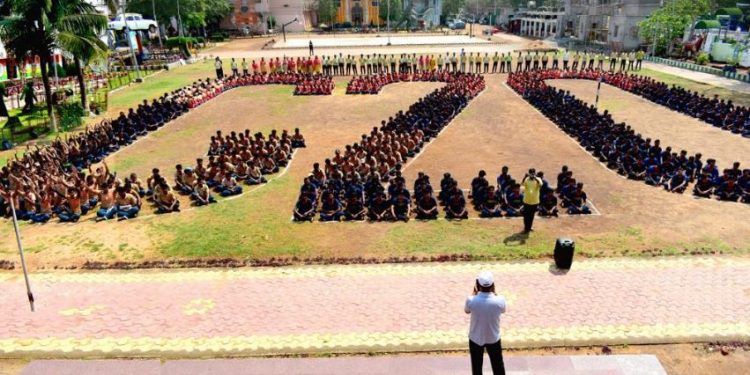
[[126, 0, 232, 31], [442, 0, 464, 19], [379, 0, 403, 26], [0, 0, 58, 130], [1, 0, 109, 130], [55, 0, 109, 110], [638, 0, 711, 54], [316, 0, 336, 25]]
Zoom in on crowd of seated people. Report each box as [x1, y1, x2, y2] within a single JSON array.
[[345, 70, 477, 95], [0, 88, 190, 223], [507, 70, 750, 204], [292, 165, 592, 222], [531, 68, 750, 137], [293, 72, 485, 222], [469, 166, 592, 217], [0, 69, 310, 224], [181, 74, 333, 108]]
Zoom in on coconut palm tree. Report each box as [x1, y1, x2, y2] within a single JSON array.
[[0, 0, 108, 132], [0, 0, 59, 131], [55, 0, 109, 110]]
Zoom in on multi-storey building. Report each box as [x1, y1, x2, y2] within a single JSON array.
[[516, 0, 662, 51]]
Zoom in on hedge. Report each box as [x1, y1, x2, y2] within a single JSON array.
[[717, 7, 743, 16], [695, 19, 722, 29]]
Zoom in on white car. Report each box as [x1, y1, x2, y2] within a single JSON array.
[[109, 13, 158, 33]]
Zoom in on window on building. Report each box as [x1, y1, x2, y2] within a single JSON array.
[[614, 25, 619, 38], [372, 0, 379, 5]]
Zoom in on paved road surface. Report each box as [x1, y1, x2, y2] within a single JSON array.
[[1, 257, 748, 356]]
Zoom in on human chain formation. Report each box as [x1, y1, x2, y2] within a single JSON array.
[[293, 72, 497, 223], [0, 72, 322, 224], [507, 69, 750, 204], [220, 49, 645, 78], [294, 164, 591, 222], [346, 71, 473, 95]]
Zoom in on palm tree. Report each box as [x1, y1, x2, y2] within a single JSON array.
[[0, 0, 108, 131], [0, 0, 58, 131], [55, 0, 109, 110]]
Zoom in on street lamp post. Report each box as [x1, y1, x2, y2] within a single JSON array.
[[282, 17, 299, 42]]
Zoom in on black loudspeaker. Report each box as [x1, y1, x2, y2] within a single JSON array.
[[554, 237, 575, 270]]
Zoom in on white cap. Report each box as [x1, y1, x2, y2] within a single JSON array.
[[477, 271, 494, 287]]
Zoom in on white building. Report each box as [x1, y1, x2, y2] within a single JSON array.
[[515, 0, 662, 51]]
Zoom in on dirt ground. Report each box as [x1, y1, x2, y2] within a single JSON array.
[[1, 343, 749, 374], [1, 33, 749, 268], [1, 73, 748, 268]]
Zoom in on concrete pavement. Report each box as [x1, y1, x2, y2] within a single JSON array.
[[1, 257, 749, 357], [19, 355, 667, 375]]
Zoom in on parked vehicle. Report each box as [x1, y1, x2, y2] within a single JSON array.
[[109, 13, 158, 33], [449, 20, 466, 30]]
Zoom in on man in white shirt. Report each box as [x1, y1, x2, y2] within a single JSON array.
[[465, 271, 507, 375]]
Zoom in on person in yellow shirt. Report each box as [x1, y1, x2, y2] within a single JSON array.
[[521, 168, 542, 233]]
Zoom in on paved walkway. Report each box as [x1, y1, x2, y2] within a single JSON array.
[[1, 257, 749, 357], [643, 61, 750, 94], [20, 355, 667, 375]]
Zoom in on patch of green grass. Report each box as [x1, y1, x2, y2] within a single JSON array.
[[107, 62, 214, 112], [374, 220, 556, 259], [637, 67, 750, 107]]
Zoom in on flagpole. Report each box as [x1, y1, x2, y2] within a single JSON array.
[[9, 196, 35, 312]]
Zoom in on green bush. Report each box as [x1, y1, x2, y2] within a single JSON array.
[[696, 52, 710, 65], [56, 102, 85, 131], [717, 7, 743, 16], [694, 19, 721, 29], [209, 33, 226, 42]]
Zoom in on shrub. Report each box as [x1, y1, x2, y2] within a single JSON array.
[[209, 33, 225, 42], [56, 102, 85, 131], [696, 52, 710, 65]]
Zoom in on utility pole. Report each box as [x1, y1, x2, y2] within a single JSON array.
[[387, 0, 391, 45], [152, 0, 163, 48], [177, 0, 184, 37], [119, 0, 142, 80]]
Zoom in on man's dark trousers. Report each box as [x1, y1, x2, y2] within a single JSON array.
[[470, 339, 505, 375], [522, 204, 538, 232]]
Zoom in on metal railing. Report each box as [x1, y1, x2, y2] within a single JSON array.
[[645, 55, 750, 83]]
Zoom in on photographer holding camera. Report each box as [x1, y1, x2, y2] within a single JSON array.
[[464, 271, 507, 375], [521, 168, 542, 233]]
